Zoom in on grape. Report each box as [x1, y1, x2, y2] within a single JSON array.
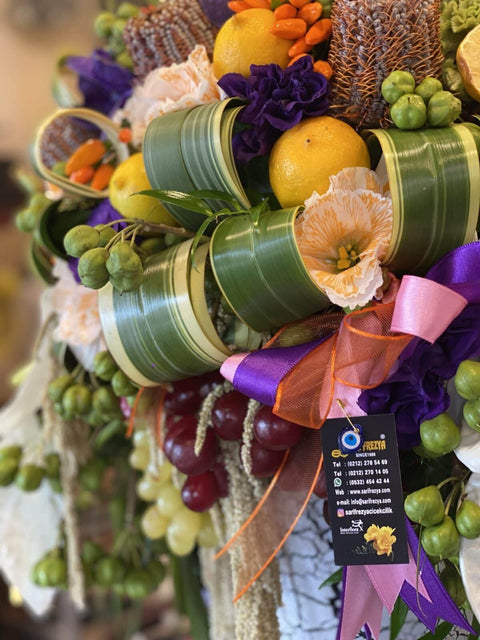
[[181, 471, 220, 512], [313, 468, 327, 499], [137, 473, 167, 502], [132, 429, 149, 448], [166, 527, 196, 557], [249, 440, 285, 477], [170, 507, 202, 537], [129, 446, 150, 471], [156, 483, 183, 518], [211, 391, 248, 441], [197, 513, 218, 548], [212, 462, 229, 498], [141, 505, 169, 540], [163, 415, 217, 475], [164, 371, 223, 415], [253, 406, 304, 451]]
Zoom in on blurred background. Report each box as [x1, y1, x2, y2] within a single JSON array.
[[0, 3, 193, 638]]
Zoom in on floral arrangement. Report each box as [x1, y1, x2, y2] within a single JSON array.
[[5, 0, 480, 639]]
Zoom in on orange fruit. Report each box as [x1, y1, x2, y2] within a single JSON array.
[[456, 24, 480, 102], [213, 9, 291, 78], [269, 116, 371, 207]]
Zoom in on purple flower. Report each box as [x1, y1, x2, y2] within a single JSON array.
[[218, 57, 330, 164], [67, 49, 133, 116], [358, 304, 480, 449]]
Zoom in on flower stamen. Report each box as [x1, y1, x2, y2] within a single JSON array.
[[336, 244, 360, 271]]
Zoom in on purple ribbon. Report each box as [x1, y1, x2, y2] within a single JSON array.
[[426, 241, 480, 303]]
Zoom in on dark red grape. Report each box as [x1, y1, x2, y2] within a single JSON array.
[[181, 471, 220, 512], [164, 372, 223, 416], [164, 417, 217, 475], [212, 391, 248, 441], [211, 462, 229, 498], [253, 406, 304, 451], [313, 468, 327, 499], [248, 440, 285, 477]]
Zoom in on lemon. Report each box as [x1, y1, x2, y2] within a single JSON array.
[[109, 153, 177, 224], [269, 116, 371, 207], [456, 24, 480, 102], [213, 9, 291, 79]]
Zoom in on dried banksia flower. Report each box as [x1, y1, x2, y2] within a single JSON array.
[[327, 0, 444, 127], [122, 0, 218, 79]]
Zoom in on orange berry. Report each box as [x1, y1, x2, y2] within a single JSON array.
[[288, 53, 313, 66], [274, 3, 297, 19], [244, 0, 270, 8], [69, 166, 95, 184], [313, 59, 334, 79], [227, 0, 250, 11], [271, 17, 307, 39], [305, 17, 332, 45], [288, 36, 312, 57], [90, 164, 115, 191], [65, 139, 106, 176], [298, 2, 321, 25], [289, 0, 310, 7], [118, 127, 133, 143]]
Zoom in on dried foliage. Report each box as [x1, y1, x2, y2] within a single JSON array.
[[328, 0, 444, 127]]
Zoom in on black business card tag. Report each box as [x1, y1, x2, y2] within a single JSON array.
[[321, 413, 409, 566]]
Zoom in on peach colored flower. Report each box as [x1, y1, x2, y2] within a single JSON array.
[[364, 524, 396, 556], [44, 260, 104, 369], [114, 45, 220, 147], [295, 167, 393, 310]]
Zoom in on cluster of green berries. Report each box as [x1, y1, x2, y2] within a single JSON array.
[[48, 351, 137, 431], [64, 224, 145, 293], [381, 70, 462, 130], [0, 446, 61, 493], [94, 2, 140, 70], [15, 192, 49, 235]]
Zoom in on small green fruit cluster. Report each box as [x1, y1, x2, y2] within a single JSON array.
[[381, 70, 462, 130], [64, 225, 144, 292], [405, 485, 480, 565], [31, 549, 67, 588], [0, 446, 61, 493], [93, 2, 139, 69], [15, 193, 49, 234], [455, 360, 480, 432]]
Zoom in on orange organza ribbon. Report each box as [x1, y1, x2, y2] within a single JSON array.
[[216, 302, 413, 600]]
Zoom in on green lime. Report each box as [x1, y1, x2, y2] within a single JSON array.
[[0, 458, 19, 486], [420, 413, 460, 455], [15, 464, 45, 492], [404, 485, 445, 526], [415, 77, 443, 103], [463, 399, 480, 432], [111, 370, 137, 397], [64, 225, 100, 258], [94, 556, 125, 587], [390, 93, 427, 130], [78, 247, 110, 290], [93, 351, 118, 382], [381, 70, 416, 104], [427, 90, 462, 127], [455, 360, 480, 400], [48, 374, 74, 403], [456, 499, 480, 539], [421, 516, 460, 559]]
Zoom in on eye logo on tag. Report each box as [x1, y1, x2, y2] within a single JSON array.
[[338, 425, 364, 453]]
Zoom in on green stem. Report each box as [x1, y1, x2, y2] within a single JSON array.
[[444, 483, 462, 516], [137, 221, 195, 238], [130, 223, 143, 247], [437, 476, 460, 491]]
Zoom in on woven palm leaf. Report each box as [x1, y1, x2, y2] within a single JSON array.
[[122, 0, 218, 79], [328, 0, 443, 127]]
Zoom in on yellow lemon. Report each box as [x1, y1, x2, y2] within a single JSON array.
[[109, 153, 177, 224], [456, 24, 480, 102], [213, 9, 291, 79], [269, 116, 371, 207]]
